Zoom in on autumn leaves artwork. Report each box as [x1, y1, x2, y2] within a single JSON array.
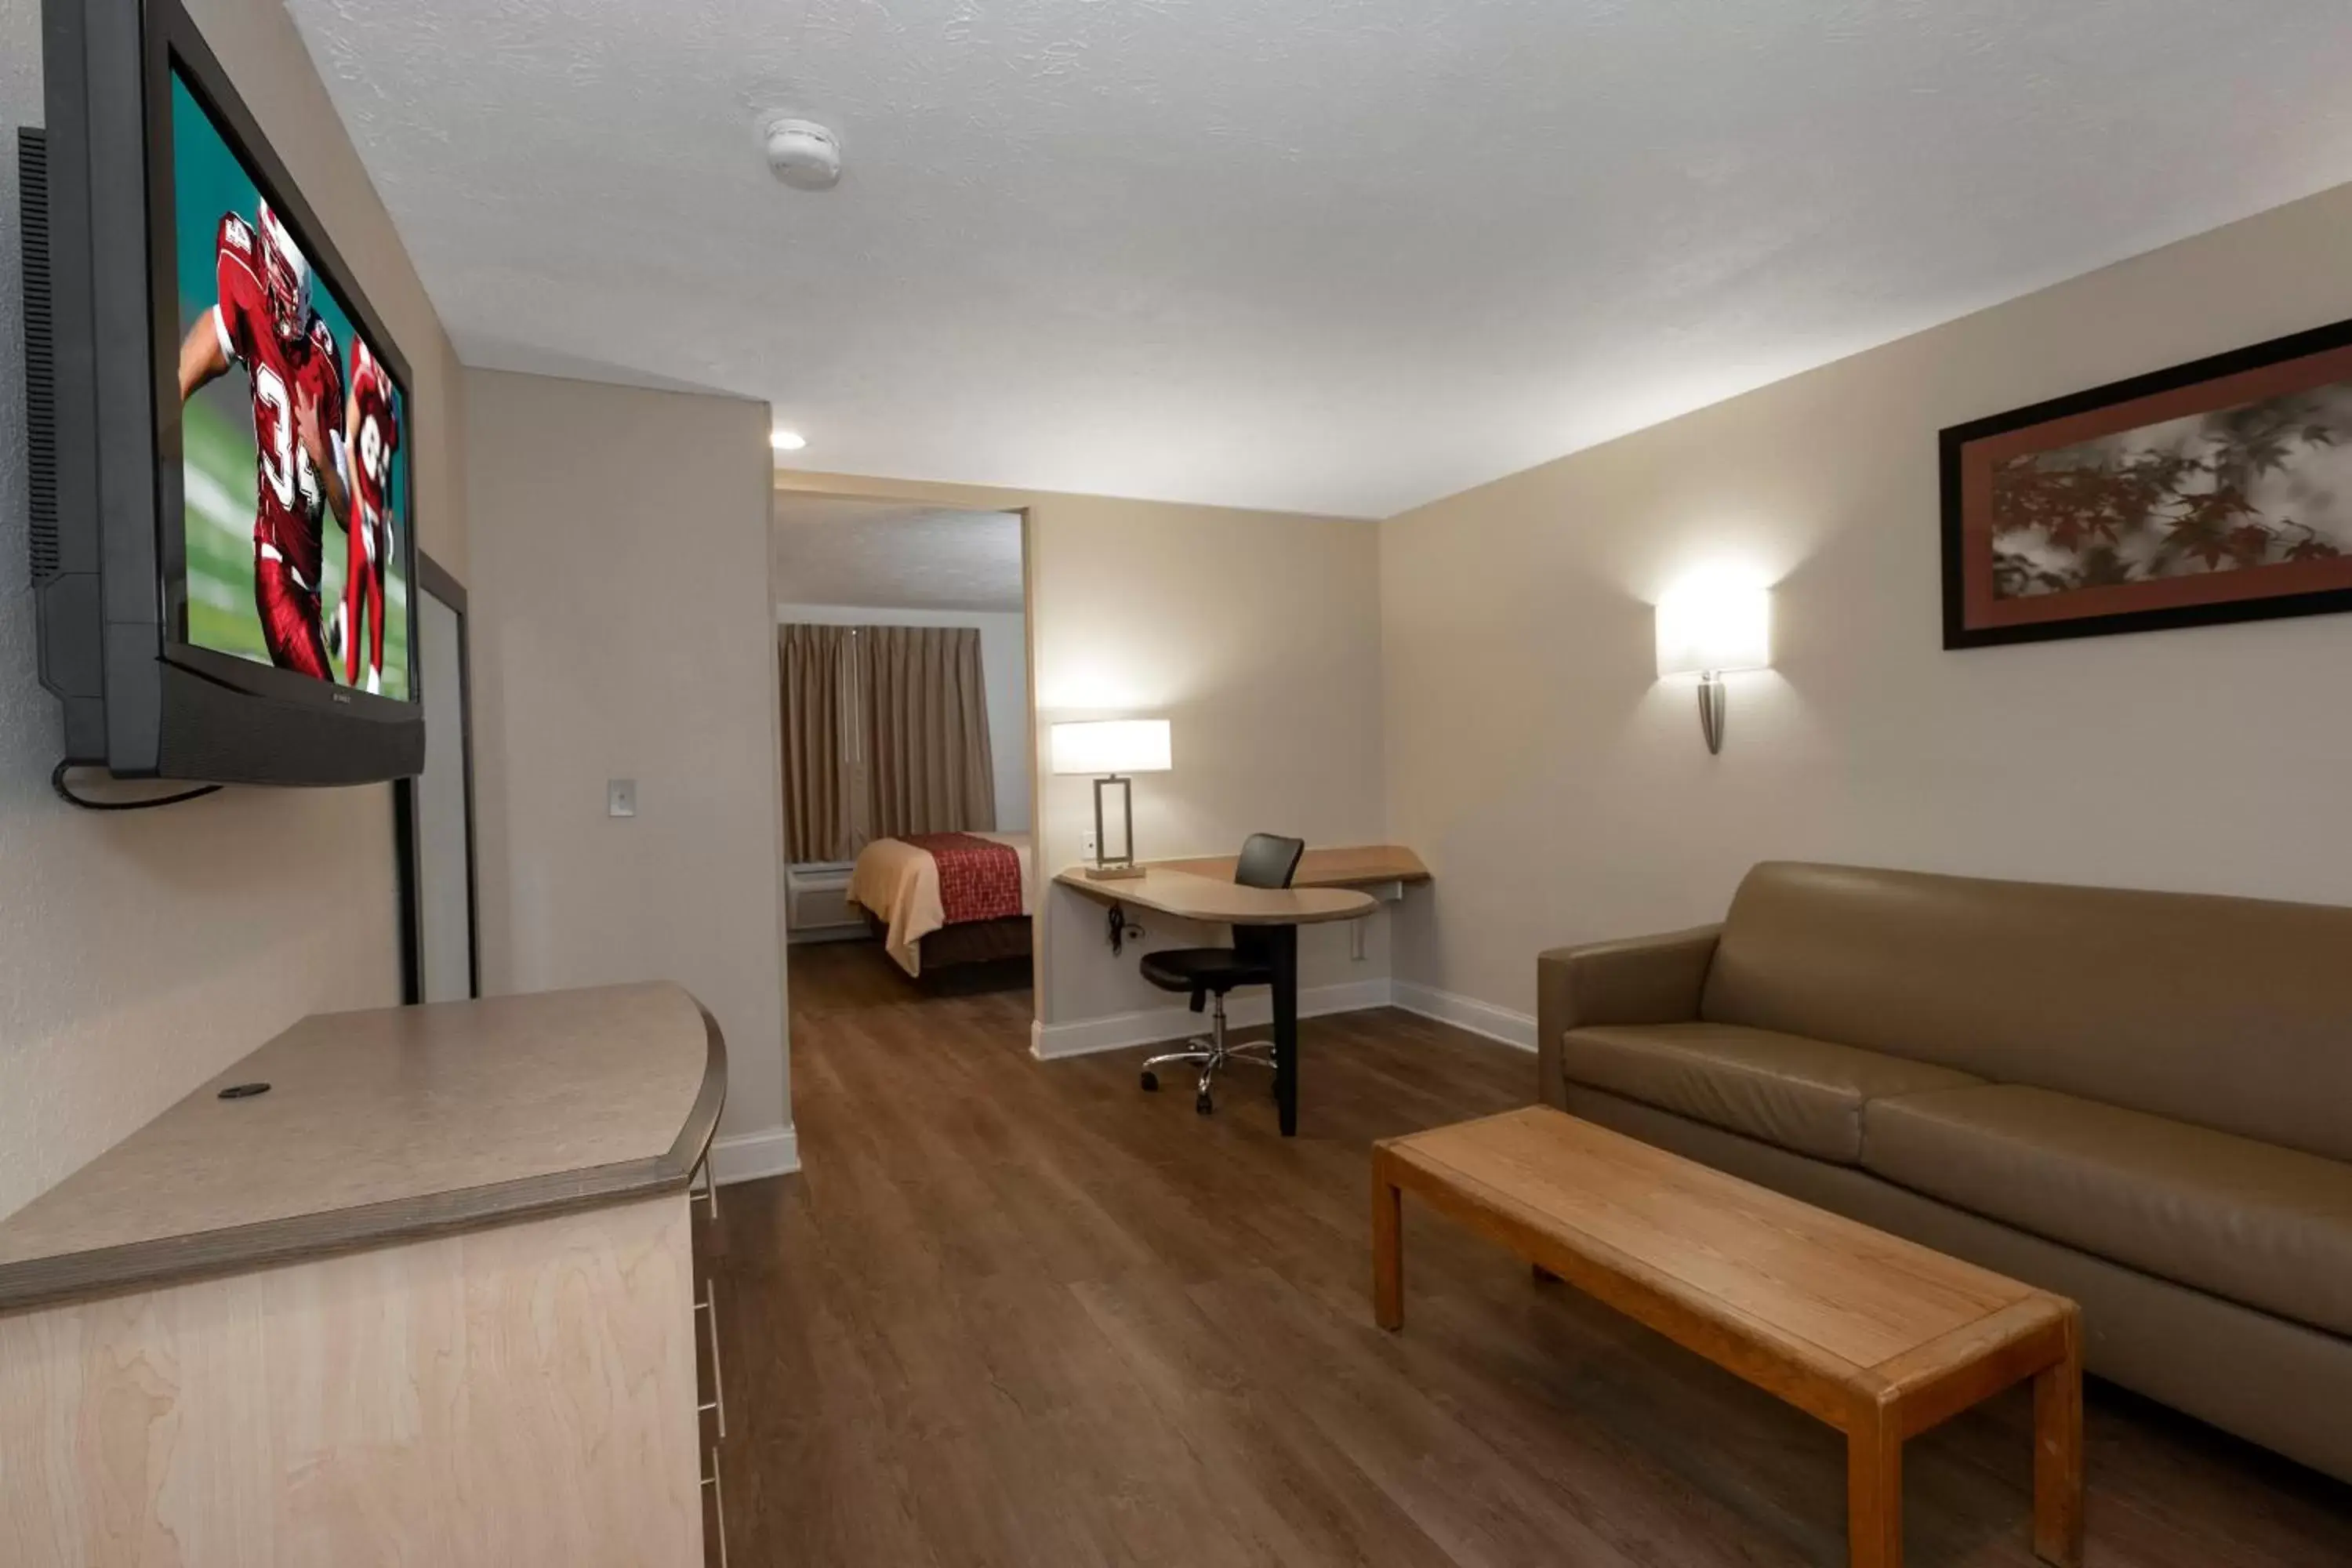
[[1942, 323, 2352, 648], [1994, 390, 2351, 591]]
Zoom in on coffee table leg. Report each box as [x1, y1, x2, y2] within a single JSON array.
[[1847, 1408, 1902, 1568], [1371, 1152, 1403, 1330], [2033, 1308, 2085, 1567]]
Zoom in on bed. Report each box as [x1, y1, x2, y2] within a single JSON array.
[[847, 831, 1033, 977]]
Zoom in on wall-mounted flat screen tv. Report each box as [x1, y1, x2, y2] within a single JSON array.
[[26, 0, 423, 784]]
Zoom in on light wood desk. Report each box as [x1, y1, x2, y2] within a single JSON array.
[[1152, 844, 1431, 892], [1147, 848, 1429, 963], [1052, 865, 1377, 927], [1053, 861, 1384, 1136]]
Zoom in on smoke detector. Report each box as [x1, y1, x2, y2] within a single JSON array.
[[764, 118, 842, 190]]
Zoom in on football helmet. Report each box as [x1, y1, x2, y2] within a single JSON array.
[[255, 201, 311, 345]]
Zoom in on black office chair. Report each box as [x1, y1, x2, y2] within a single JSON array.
[[1137, 833, 1306, 1116]]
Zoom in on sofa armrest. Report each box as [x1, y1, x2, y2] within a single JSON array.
[[1535, 925, 1722, 1106]]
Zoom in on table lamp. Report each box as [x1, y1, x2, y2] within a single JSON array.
[[1051, 719, 1172, 880], [1655, 577, 1771, 754]]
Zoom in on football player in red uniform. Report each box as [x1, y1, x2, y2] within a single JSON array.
[[339, 336, 400, 693], [176, 201, 350, 681]]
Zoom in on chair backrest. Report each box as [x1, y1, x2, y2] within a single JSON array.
[[1232, 834, 1305, 967], [1702, 861, 2352, 1162], [1234, 833, 1305, 891]]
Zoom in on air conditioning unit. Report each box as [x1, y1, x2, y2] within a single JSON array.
[[786, 862, 866, 943]]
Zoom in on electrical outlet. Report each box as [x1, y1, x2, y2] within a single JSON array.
[[607, 779, 637, 818], [1080, 827, 1098, 859]]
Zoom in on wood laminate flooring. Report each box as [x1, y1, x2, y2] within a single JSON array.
[[705, 939, 2352, 1567]]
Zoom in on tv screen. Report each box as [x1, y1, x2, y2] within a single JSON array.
[[169, 65, 413, 703], [26, 0, 425, 785]]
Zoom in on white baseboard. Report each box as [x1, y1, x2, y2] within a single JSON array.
[[710, 1125, 800, 1184], [1029, 977, 1396, 1061], [1391, 981, 1537, 1051]]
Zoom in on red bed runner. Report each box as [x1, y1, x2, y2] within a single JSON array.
[[903, 833, 1025, 924]]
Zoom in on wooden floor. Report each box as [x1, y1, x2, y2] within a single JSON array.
[[706, 940, 2352, 1567]]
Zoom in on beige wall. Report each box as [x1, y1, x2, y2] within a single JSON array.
[[0, 0, 467, 1218], [773, 473, 1390, 1043], [1381, 177, 2352, 1029], [468, 371, 789, 1170]]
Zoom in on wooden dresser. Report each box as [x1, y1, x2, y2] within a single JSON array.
[[0, 982, 730, 1566]]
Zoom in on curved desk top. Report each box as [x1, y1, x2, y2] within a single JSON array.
[[0, 982, 725, 1316], [1054, 866, 1375, 925]]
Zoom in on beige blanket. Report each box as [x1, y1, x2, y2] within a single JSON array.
[[847, 832, 1033, 977]]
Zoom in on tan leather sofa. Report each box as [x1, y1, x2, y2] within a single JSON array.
[[1537, 861, 2352, 1483]]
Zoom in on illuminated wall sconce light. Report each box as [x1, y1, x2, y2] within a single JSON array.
[[1655, 576, 1772, 754]]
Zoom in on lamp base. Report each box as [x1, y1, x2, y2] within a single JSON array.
[[1083, 862, 1147, 881], [1698, 673, 1727, 755]]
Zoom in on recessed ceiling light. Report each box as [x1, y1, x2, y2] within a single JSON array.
[[771, 428, 808, 452]]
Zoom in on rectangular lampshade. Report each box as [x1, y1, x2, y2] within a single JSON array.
[[1050, 719, 1172, 775], [1656, 580, 1772, 679]]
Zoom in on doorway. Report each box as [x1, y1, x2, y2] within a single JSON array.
[[771, 495, 1035, 1005]]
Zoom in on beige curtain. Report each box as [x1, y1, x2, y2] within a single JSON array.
[[856, 626, 997, 840], [779, 623, 999, 861], [779, 624, 855, 862]]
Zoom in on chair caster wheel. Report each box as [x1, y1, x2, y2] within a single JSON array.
[[1141, 1069, 1159, 1092], [1196, 1092, 1214, 1116]]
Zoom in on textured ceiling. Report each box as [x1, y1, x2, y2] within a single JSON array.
[[288, 1, 2352, 519], [773, 496, 1023, 612]]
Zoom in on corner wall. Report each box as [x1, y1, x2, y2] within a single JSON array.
[[0, 0, 468, 1218], [467, 369, 790, 1180], [1381, 176, 2352, 1028]]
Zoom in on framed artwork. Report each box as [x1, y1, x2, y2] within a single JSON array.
[[1940, 317, 2352, 648]]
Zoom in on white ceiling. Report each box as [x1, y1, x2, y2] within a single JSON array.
[[773, 496, 1023, 612], [288, 1, 2352, 520]]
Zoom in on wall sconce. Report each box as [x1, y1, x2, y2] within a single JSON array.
[[1655, 577, 1772, 754], [1050, 719, 1173, 879]]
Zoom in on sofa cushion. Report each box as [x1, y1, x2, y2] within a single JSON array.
[[1557, 1023, 1983, 1164], [1863, 1085, 2352, 1338]]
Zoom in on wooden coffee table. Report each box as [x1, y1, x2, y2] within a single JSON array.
[[1371, 1107, 2083, 1568]]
